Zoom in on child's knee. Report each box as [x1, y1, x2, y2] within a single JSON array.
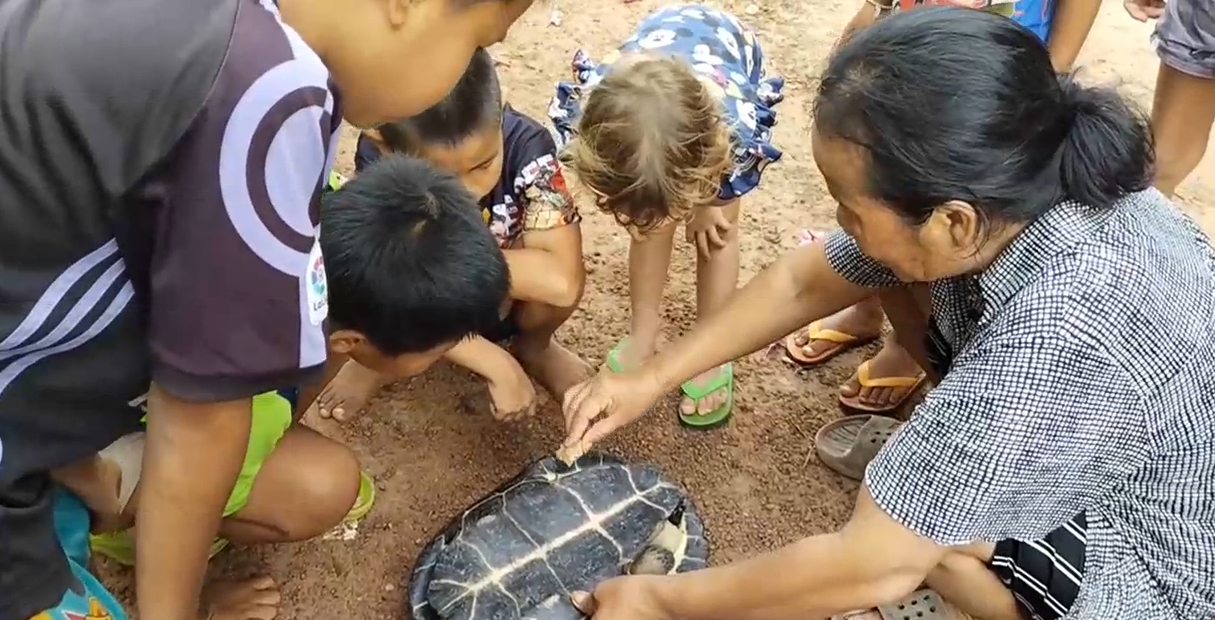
[[275, 440, 361, 539], [514, 298, 578, 336]]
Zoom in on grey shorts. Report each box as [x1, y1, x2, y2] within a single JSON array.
[[1153, 0, 1215, 78]]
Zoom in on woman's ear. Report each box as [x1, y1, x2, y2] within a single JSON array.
[[922, 200, 982, 255]]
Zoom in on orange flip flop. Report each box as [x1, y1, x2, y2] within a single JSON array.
[[782, 321, 878, 366], [838, 359, 926, 413]]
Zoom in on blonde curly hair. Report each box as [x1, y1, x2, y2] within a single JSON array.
[[559, 54, 733, 235]]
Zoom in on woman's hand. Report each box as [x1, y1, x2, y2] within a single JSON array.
[[571, 576, 673, 620], [685, 206, 732, 261], [561, 367, 666, 452]]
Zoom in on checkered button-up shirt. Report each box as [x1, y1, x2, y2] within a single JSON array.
[[823, 189, 1215, 619]]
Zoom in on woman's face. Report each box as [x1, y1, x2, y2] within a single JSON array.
[[810, 127, 985, 283]]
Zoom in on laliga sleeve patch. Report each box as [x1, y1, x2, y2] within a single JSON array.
[[305, 237, 328, 326]]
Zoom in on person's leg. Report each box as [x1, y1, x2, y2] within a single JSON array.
[[93, 392, 368, 557], [614, 222, 678, 367], [835, 283, 930, 412], [509, 236, 593, 400], [681, 199, 742, 417], [217, 424, 361, 544], [813, 285, 934, 480], [511, 297, 593, 401], [1150, 64, 1215, 197], [1151, 0, 1215, 196]]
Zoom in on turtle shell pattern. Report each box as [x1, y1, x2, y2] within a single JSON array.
[[409, 452, 708, 620]]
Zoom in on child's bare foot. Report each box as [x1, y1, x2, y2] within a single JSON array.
[[839, 338, 926, 412], [202, 576, 280, 620], [787, 300, 884, 364], [514, 337, 593, 400], [315, 361, 384, 421], [678, 364, 730, 417]]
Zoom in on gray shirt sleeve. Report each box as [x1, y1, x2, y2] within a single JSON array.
[[822, 229, 902, 288], [145, 5, 339, 402]]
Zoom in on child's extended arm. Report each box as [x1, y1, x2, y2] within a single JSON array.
[[1046, 0, 1101, 72], [504, 153, 584, 308], [505, 223, 584, 307]]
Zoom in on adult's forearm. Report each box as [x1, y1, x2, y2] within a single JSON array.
[[503, 248, 579, 306], [647, 242, 869, 393], [654, 533, 919, 620], [137, 386, 252, 620], [1047, 0, 1100, 73]]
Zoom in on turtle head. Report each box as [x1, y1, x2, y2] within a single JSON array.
[[666, 501, 686, 527], [626, 501, 690, 576]]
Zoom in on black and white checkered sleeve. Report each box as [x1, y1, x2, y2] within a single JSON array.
[[864, 331, 1150, 545], [822, 229, 903, 288]]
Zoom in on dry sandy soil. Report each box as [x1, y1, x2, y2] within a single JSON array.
[[98, 1, 1215, 618]]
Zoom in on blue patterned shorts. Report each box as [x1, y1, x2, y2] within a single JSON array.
[[549, 4, 785, 201], [28, 489, 129, 620]]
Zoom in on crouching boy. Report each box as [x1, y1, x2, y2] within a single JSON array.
[[318, 48, 590, 422], [56, 156, 510, 586]]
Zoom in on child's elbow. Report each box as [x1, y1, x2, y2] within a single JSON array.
[[553, 260, 587, 309]]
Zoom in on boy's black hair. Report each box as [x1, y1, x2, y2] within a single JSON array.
[[320, 154, 510, 355], [377, 47, 503, 153]]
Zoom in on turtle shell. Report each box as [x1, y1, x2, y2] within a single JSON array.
[[409, 452, 708, 620]]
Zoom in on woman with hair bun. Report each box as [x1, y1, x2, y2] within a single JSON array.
[[559, 8, 1215, 620]]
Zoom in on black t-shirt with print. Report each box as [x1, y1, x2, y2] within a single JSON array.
[[355, 106, 580, 248], [0, 0, 341, 615]]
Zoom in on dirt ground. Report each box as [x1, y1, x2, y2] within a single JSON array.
[[97, 1, 1215, 618]]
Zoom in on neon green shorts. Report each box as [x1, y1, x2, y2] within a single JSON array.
[[225, 391, 294, 516], [137, 390, 291, 517], [91, 390, 378, 566]]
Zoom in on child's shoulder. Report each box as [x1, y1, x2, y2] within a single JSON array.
[[502, 106, 554, 151], [500, 106, 560, 177]]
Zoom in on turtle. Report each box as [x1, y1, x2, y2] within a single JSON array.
[[409, 452, 709, 620]]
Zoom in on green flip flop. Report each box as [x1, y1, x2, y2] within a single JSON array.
[[605, 337, 630, 373], [678, 362, 734, 430]]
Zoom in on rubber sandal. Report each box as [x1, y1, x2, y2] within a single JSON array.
[[814, 414, 903, 481], [678, 362, 734, 430], [605, 337, 630, 373], [346, 470, 376, 522], [831, 589, 971, 620], [783, 320, 878, 366], [838, 359, 926, 413]]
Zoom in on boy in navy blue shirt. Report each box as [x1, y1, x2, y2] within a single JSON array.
[[316, 48, 590, 423]]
